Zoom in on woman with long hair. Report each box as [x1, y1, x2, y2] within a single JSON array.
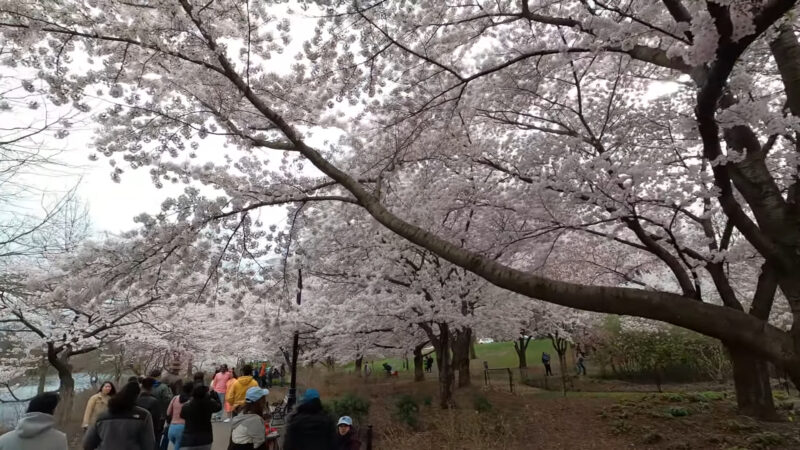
[[179, 384, 221, 450], [82, 381, 116, 431], [82, 381, 155, 450], [165, 380, 193, 450]]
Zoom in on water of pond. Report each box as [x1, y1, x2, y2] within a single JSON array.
[[0, 372, 106, 428]]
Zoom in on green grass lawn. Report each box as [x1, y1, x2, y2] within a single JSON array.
[[343, 339, 563, 372]]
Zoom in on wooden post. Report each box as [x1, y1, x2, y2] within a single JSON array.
[[507, 368, 513, 393], [366, 425, 373, 450]]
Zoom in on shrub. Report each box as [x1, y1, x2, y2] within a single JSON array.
[[328, 393, 370, 423], [473, 395, 492, 413], [664, 393, 685, 403], [422, 396, 433, 407], [610, 419, 631, 435], [747, 432, 785, 449], [667, 407, 689, 417], [393, 394, 420, 429]]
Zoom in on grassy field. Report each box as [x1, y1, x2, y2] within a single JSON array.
[[343, 339, 564, 373]]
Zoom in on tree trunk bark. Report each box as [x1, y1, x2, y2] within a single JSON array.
[[514, 337, 529, 369], [727, 344, 778, 420], [37, 355, 47, 395], [452, 327, 472, 388], [47, 344, 75, 426], [355, 356, 363, 377], [413, 345, 425, 382], [558, 352, 567, 397], [469, 336, 477, 360], [436, 324, 455, 409]]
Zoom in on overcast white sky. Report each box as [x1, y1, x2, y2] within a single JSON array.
[[4, 3, 324, 236]]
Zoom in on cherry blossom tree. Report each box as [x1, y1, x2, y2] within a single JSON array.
[[2, 1, 800, 419]]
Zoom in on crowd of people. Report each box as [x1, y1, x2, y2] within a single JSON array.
[[1, 362, 364, 450]]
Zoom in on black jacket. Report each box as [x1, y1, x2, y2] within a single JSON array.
[[283, 399, 336, 450], [82, 406, 155, 450], [336, 430, 362, 450], [136, 392, 164, 437], [180, 394, 222, 447]]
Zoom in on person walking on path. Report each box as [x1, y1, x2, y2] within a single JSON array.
[[150, 369, 175, 414], [226, 364, 259, 415], [223, 370, 238, 423], [211, 365, 232, 421], [335, 416, 361, 450], [165, 381, 193, 450], [82, 381, 116, 431], [258, 363, 267, 388], [279, 365, 286, 387], [229, 387, 270, 450], [82, 381, 156, 450], [136, 378, 166, 444], [542, 352, 553, 376], [424, 357, 433, 373], [283, 388, 336, 450], [180, 384, 222, 450], [0, 392, 68, 450]]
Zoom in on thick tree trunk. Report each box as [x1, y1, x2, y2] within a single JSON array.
[[435, 324, 455, 409], [469, 336, 477, 360], [728, 344, 778, 420], [452, 327, 472, 388], [47, 344, 75, 425], [514, 336, 531, 369], [557, 352, 567, 397], [413, 345, 425, 382], [355, 356, 363, 377]]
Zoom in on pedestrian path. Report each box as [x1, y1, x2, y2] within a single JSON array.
[[211, 421, 231, 450]]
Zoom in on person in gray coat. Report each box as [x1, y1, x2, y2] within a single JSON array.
[[83, 381, 156, 450], [0, 392, 67, 450]]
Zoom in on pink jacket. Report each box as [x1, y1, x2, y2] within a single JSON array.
[[212, 371, 232, 393]]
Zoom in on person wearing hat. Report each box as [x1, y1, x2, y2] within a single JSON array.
[[0, 392, 68, 450], [283, 388, 337, 450], [335, 416, 362, 450], [229, 387, 270, 450]]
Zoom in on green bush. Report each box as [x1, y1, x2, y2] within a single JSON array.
[[592, 317, 731, 384], [667, 407, 690, 417], [393, 395, 420, 429], [422, 396, 432, 407], [328, 393, 370, 423], [473, 395, 492, 413], [664, 393, 685, 403]]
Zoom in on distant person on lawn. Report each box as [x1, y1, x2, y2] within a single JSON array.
[[576, 351, 587, 376], [542, 352, 553, 376], [0, 392, 68, 450]]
